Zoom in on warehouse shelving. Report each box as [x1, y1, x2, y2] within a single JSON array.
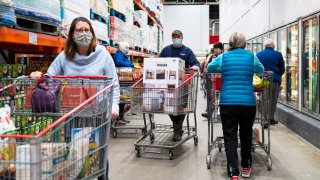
[[134, 0, 163, 31]]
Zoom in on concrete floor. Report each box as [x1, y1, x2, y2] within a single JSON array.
[[108, 87, 320, 180]]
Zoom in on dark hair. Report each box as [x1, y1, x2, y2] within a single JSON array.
[[213, 42, 223, 50], [65, 17, 97, 60]]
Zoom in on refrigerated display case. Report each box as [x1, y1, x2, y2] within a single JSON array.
[[252, 38, 258, 54], [256, 37, 263, 52], [278, 28, 288, 102], [302, 17, 318, 113], [261, 34, 268, 49], [247, 40, 252, 52], [270, 31, 278, 50], [287, 24, 299, 107]]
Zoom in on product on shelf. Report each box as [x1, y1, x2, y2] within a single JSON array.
[[11, 64, 26, 78], [0, 64, 12, 78], [12, 0, 61, 24], [91, 19, 109, 43], [117, 68, 133, 81], [0, 2, 15, 26], [90, 0, 109, 19]]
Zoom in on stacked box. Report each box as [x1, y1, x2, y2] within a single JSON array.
[[12, 0, 61, 24], [60, 0, 90, 36], [0, 1, 15, 26], [90, 0, 108, 19]]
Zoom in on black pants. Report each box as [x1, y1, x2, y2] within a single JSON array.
[[220, 105, 256, 177], [169, 114, 186, 132], [119, 103, 125, 119]]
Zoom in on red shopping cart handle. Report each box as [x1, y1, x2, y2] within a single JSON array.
[[50, 75, 111, 79]]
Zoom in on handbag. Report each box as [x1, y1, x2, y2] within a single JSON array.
[[26, 80, 61, 113]]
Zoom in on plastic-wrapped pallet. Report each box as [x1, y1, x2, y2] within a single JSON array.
[[60, 0, 90, 36], [110, 0, 131, 15], [12, 0, 61, 24], [0, 2, 15, 26], [90, 0, 108, 19], [91, 19, 109, 43], [134, 10, 148, 27]]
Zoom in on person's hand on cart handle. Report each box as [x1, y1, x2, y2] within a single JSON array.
[[190, 66, 200, 71], [30, 71, 46, 83]]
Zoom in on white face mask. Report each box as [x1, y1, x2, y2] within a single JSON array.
[[73, 32, 93, 47]]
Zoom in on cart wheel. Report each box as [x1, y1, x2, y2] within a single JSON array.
[[194, 136, 198, 146], [141, 129, 147, 135], [267, 156, 272, 171], [206, 154, 211, 169], [218, 143, 222, 152], [135, 148, 141, 158], [169, 150, 174, 160], [112, 131, 117, 138], [150, 133, 155, 143]]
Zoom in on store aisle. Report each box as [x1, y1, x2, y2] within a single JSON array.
[[108, 83, 320, 180]]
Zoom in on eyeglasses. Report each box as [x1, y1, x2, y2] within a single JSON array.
[[74, 28, 91, 34]]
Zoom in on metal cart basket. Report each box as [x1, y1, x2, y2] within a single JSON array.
[[0, 76, 114, 180], [205, 72, 274, 170], [131, 72, 199, 160], [112, 80, 154, 138]]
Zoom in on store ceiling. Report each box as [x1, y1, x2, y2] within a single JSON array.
[[164, 0, 219, 19]]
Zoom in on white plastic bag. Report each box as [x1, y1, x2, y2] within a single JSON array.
[[0, 105, 15, 134]]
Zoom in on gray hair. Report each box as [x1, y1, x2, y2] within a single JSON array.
[[264, 39, 275, 49], [229, 32, 246, 50], [118, 42, 129, 52]]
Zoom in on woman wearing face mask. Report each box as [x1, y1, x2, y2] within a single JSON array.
[[45, 17, 119, 180], [112, 42, 134, 125], [113, 42, 134, 68]]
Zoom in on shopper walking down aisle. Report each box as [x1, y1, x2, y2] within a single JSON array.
[[256, 39, 285, 126], [159, 30, 200, 141], [207, 32, 264, 180], [202, 42, 224, 118], [46, 17, 119, 180], [113, 42, 134, 125]]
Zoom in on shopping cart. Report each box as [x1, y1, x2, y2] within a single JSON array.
[[205, 72, 274, 170], [131, 71, 199, 160], [112, 79, 155, 138], [0, 76, 114, 179]]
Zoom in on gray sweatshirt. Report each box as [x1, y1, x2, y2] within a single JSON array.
[[47, 45, 120, 114]]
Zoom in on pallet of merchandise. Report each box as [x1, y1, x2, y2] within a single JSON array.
[[0, 2, 16, 27], [14, 14, 58, 35], [90, 9, 108, 25], [110, 8, 126, 22]]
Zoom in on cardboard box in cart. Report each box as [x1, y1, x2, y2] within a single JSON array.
[[142, 58, 185, 113]]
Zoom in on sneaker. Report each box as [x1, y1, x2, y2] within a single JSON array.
[[201, 112, 208, 118], [117, 120, 127, 126], [123, 119, 130, 123], [270, 119, 278, 125], [241, 167, 251, 178], [172, 130, 184, 141], [230, 176, 239, 180]]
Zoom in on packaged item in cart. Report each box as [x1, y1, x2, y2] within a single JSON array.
[[142, 89, 165, 112], [0, 137, 16, 177], [0, 104, 16, 134], [67, 128, 100, 179], [117, 68, 133, 81], [61, 85, 97, 108], [16, 143, 67, 180], [252, 128, 260, 143], [120, 86, 131, 102], [143, 58, 185, 88], [164, 91, 181, 114]]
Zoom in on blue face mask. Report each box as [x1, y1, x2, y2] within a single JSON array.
[[125, 49, 129, 54], [172, 38, 182, 47]]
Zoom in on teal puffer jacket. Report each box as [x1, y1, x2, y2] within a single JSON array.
[[207, 48, 264, 106]]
